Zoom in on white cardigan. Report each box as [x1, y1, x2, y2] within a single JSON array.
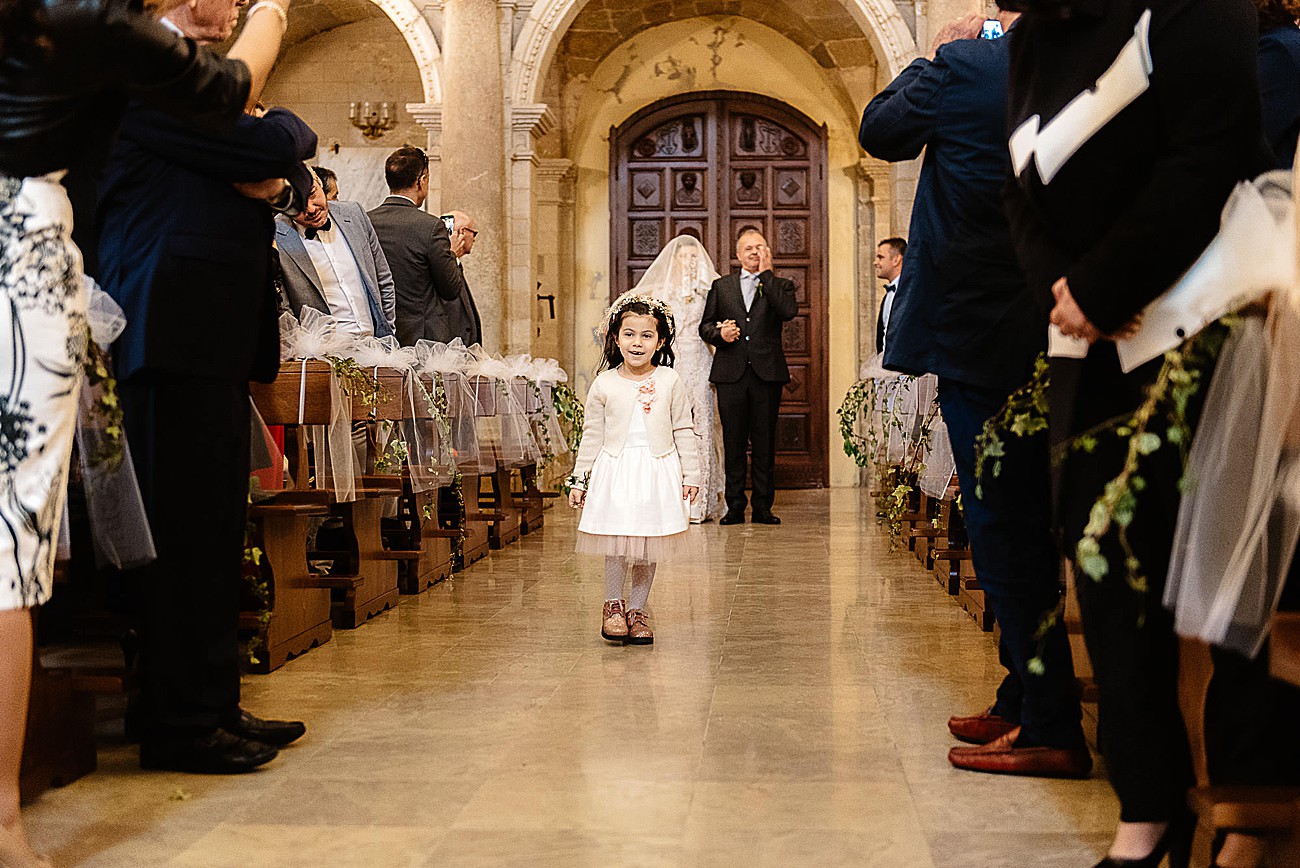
[[570, 366, 702, 490]]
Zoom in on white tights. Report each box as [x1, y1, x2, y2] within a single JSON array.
[[604, 556, 657, 611]]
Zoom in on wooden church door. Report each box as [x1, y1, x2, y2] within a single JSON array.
[[612, 92, 828, 488]]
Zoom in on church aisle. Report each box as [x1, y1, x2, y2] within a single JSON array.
[[25, 490, 1118, 867]]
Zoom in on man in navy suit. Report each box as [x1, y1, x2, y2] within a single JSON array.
[[860, 4, 1089, 778], [699, 230, 798, 525], [98, 93, 317, 773]]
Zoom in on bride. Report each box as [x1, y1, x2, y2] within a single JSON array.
[[634, 235, 726, 522]]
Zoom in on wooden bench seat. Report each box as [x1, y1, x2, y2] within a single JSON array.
[[245, 499, 333, 673]]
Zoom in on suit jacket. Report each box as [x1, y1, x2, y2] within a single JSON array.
[[1259, 23, 1300, 169], [698, 270, 798, 384], [859, 31, 1041, 393], [274, 200, 396, 339], [366, 196, 475, 346], [98, 105, 317, 383]]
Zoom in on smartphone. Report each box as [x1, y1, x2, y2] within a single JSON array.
[[981, 19, 1004, 39], [441, 215, 456, 235]]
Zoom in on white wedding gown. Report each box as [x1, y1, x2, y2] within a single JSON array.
[[635, 236, 727, 522]]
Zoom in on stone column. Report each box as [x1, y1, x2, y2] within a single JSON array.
[[535, 157, 576, 367], [441, 0, 507, 351], [507, 104, 556, 354], [857, 159, 894, 360], [406, 103, 443, 212]]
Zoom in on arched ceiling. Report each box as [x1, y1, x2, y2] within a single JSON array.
[[282, 0, 390, 48], [559, 0, 878, 80]]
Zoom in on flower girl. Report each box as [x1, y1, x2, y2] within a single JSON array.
[[568, 294, 701, 645]]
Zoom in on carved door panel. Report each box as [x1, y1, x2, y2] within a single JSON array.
[[612, 93, 828, 488]]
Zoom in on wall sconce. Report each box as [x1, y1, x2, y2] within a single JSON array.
[[349, 101, 398, 140]]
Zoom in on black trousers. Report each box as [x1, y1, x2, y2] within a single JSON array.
[[1055, 346, 1195, 822], [121, 372, 250, 739], [715, 366, 783, 515], [939, 378, 1084, 749]]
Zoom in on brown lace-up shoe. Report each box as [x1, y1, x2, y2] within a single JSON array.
[[601, 600, 629, 642], [948, 707, 1019, 745], [625, 609, 654, 645]]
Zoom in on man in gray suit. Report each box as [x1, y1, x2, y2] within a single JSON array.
[[275, 169, 396, 338], [368, 146, 476, 346]]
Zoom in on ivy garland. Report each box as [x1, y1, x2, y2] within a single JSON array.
[[553, 383, 585, 454], [526, 380, 557, 470], [972, 354, 1050, 499], [552, 383, 585, 494], [972, 325, 1231, 673], [240, 519, 270, 666], [836, 379, 879, 468], [81, 326, 125, 471], [325, 355, 389, 406]]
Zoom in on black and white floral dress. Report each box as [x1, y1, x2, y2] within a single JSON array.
[[0, 174, 88, 610]]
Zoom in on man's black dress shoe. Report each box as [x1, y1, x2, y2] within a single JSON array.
[[140, 728, 278, 774], [719, 512, 744, 526], [752, 513, 781, 525], [226, 710, 307, 747]]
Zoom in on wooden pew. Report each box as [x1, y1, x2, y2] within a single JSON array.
[[456, 475, 492, 569], [386, 481, 454, 595], [243, 500, 333, 673], [21, 631, 96, 803], [250, 363, 405, 631]]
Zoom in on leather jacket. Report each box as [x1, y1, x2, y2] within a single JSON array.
[[0, 0, 250, 179]]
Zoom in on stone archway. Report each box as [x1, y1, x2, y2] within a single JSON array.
[[508, 0, 916, 108], [279, 0, 443, 103]]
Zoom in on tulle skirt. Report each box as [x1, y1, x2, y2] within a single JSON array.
[[577, 444, 691, 565]]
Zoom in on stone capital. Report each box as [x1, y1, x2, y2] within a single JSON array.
[[535, 157, 575, 205], [511, 103, 557, 140], [406, 102, 443, 132], [856, 159, 893, 199]]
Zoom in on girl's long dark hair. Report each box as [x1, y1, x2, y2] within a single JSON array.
[[599, 301, 676, 372]]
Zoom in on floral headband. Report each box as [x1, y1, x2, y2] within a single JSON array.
[[603, 292, 676, 339]]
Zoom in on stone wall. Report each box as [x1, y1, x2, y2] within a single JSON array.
[[262, 19, 427, 156]]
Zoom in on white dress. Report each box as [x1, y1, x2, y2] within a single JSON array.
[[635, 235, 726, 521], [0, 175, 88, 610], [576, 373, 691, 564]]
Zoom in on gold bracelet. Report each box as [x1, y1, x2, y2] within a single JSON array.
[[247, 1, 288, 32]]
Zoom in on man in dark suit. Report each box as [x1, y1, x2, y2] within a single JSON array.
[[98, 95, 316, 773], [699, 230, 798, 525], [367, 146, 473, 346], [860, 6, 1089, 778], [873, 237, 905, 353], [276, 169, 396, 338]]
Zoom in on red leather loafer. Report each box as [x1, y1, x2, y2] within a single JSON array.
[[948, 707, 1019, 745], [948, 729, 1093, 779]]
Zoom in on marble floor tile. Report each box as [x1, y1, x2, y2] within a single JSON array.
[[22, 490, 1119, 866]]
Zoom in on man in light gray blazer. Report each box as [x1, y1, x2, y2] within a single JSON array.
[[275, 169, 396, 338]]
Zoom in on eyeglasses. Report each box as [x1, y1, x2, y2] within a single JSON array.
[[463, 228, 479, 238]]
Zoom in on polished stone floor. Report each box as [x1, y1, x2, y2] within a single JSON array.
[[25, 489, 1118, 866]]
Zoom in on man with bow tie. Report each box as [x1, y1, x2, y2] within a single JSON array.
[[275, 168, 396, 338], [699, 229, 798, 525], [873, 237, 904, 353]]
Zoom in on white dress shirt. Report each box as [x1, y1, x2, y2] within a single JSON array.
[[882, 278, 899, 334], [740, 269, 761, 311], [298, 222, 375, 338]]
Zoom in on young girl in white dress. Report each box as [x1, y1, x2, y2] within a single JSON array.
[[568, 295, 701, 645]]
